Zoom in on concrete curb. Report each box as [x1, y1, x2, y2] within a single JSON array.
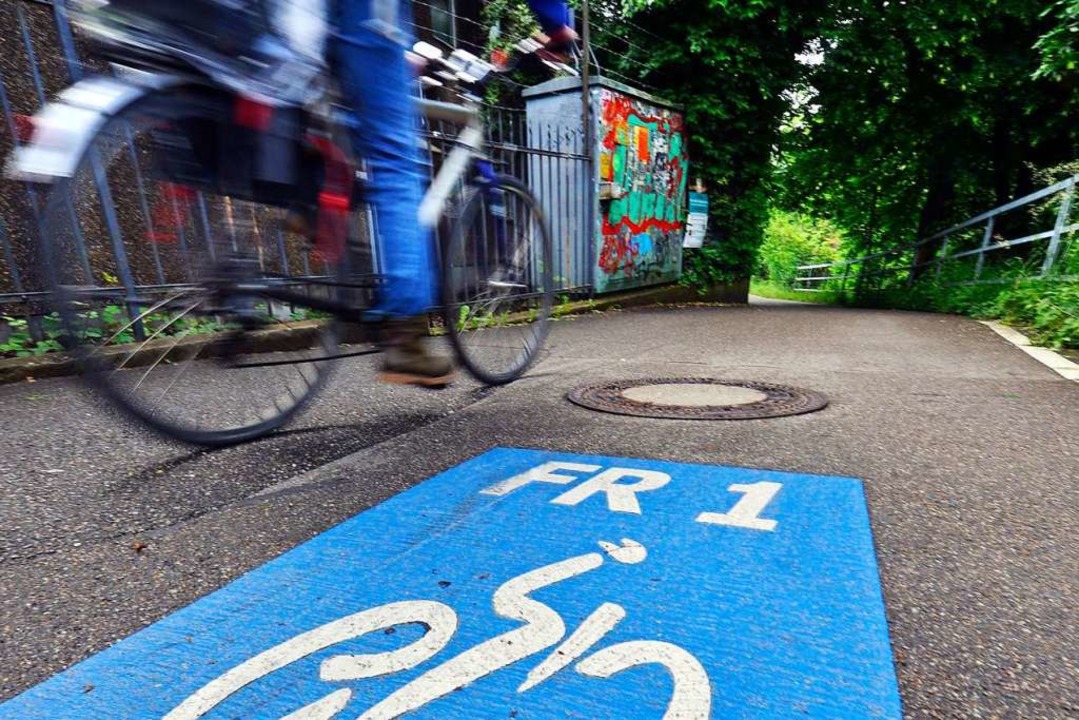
[[980, 320, 1079, 382], [553, 281, 749, 317], [0, 352, 78, 385]]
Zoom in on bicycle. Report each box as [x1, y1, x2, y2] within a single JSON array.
[[8, 1, 555, 447]]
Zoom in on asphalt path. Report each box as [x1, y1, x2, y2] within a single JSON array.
[[1, 300, 1076, 718]]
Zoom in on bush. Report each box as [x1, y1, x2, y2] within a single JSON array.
[[754, 210, 844, 285], [680, 243, 736, 294], [749, 278, 845, 304], [991, 280, 1079, 349], [855, 273, 1078, 350]]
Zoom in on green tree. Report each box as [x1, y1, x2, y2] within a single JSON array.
[[485, 0, 1077, 290], [1035, 0, 1079, 80], [755, 210, 844, 284], [591, 0, 833, 285], [778, 0, 1078, 266]]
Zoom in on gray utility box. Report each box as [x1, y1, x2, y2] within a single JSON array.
[[523, 76, 689, 294]]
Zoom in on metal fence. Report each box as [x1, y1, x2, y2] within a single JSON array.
[[440, 103, 592, 293], [794, 175, 1079, 294], [0, 0, 592, 340]]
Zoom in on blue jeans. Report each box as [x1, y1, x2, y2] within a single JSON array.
[[332, 0, 435, 317]]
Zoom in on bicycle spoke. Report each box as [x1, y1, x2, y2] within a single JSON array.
[[444, 178, 551, 385], [147, 341, 205, 416], [456, 294, 505, 330], [294, 363, 315, 389], [129, 306, 208, 391], [78, 289, 195, 354], [119, 300, 203, 374]]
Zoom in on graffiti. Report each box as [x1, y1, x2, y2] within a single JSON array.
[[597, 89, 688, 291], [597, 225, 680, 283], [598, 226, 639, 276], [649, 227, 674, 269]]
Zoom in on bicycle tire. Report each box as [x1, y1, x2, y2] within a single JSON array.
[[441, 175, 553, 385], [39, 84, 345, 446]]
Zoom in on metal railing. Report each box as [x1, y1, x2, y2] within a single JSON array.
[[0, 0, 592, 340], [794, 175, 1079, 294]]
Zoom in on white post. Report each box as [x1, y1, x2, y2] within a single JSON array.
[[1041, 176, 1076, 277], [935, 235, 951, 281], [974, 216, 995, 280]]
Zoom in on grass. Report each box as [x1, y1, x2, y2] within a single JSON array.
[[853, 273, 1078, 351], [752, 271, 1078, 352], [749, 279, 845, 305]]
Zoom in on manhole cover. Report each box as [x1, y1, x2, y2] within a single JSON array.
[[567, 378, 829, 420]]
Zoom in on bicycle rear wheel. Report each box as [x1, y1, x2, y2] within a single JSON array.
[[40, 85, 347, 446], [441, 175, 553, 385]]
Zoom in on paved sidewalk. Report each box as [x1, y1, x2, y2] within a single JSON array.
[[1, 302, 1076, 718]]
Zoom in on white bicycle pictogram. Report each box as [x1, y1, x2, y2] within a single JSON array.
[[164, 538, 712, 719]]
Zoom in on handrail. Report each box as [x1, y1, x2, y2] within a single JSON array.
[[923, 176, 1077, 243], [794, 175, 1078, 291]]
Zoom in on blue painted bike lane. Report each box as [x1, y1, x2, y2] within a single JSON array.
[[0, 448, 901, 718]]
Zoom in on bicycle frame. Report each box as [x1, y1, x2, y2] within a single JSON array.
[[227, 97, 489, 317], [416, 98, 486, 228]]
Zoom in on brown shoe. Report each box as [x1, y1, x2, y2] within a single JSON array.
[[378, 317, 455, 388]]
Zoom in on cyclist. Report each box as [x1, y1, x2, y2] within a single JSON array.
[[329, 0, 575, 387]]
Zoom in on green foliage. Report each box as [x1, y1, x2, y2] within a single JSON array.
[[289, 308, 323, 322], [879, 277, 1079, 350], [481, 0, 566, 105], [1035, 0, 1079, 81], [483, 0, 539, 53], [679, 243, 736, 293], [1, 305, 254, 359], [763, 0, 1079, 354], [754, 210, 844, 284], [992, 280, 1079, 348], [1028, 160, 1079, 232], [837, 246, 1079, 349], [551, 294, 573, 318], [97, 305, 135, 344], [750, 279, 843, 304], [778, 0, 1079, 259], [592, 0, 832, 285], [1, 314, 64, 358]]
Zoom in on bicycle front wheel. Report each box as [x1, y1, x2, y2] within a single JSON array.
[[441, 176, 553, 385], [39, 85, 345, 446]]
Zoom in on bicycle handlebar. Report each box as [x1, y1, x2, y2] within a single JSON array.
[[410, 36, 578, 96]]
